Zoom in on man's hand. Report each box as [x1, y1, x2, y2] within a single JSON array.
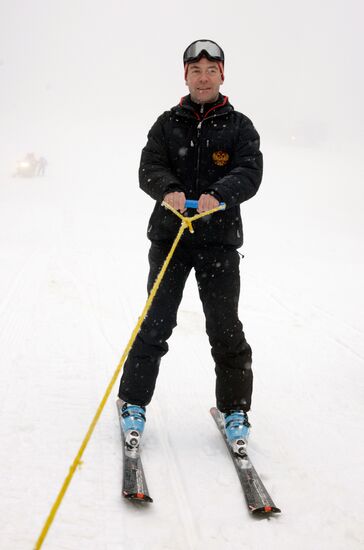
[[163, 191, 187, 213], [197, 194, 219, 213]]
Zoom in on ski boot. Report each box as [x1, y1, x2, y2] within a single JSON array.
[[117, 399, 146, 452], [223, 410, 250, 458]]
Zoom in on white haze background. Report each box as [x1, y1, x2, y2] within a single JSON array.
[[0, 1, 363, 549]]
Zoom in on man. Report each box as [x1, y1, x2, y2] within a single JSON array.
[[118, 39, 263, 457]]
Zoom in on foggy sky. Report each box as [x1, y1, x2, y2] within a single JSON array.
[[1, 0, 363, 160]]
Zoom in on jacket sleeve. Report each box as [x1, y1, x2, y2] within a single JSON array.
[[139, 113, 183, 202], [207, 116, 263, 208]]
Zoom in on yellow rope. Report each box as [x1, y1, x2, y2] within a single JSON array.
[[34, 203, 224, 549]]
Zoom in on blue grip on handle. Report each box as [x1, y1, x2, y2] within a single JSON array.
[[184, 200, 199, 208], [184, 199, 225, 209]]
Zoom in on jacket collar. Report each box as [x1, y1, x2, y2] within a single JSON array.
[[173, 94, 233, 121]]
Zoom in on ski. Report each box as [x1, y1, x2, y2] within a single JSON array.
[[210, 407, 281, 515], [116, 399, 153, 503]]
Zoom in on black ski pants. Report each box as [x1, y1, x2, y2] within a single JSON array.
[[118, 241, 253, 413]]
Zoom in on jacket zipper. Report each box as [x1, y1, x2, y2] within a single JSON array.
[[195, 120, 203, 193], [194, 104, 205, 193], [195, 106, 228, 196]]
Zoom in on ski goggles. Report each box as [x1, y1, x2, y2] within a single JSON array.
[[183, 39, 225, 65]]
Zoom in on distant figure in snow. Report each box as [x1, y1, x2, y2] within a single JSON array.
[[36, 156, 47, 176], [117, 40, 263, 457], [14, 153, 37, 177]]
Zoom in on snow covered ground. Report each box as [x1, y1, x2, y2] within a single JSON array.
[[1, 144, 363, 550], [0, 1, 363, 549]]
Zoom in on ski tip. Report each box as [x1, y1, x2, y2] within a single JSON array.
[[123, 491, 153, 503], [250, 505, 281, 515]]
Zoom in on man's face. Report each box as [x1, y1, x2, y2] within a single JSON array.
[[185, 57, 223, 104]]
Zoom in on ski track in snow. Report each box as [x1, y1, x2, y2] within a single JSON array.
[[0, 144, 363, 550], [255, 275, 364, 361]]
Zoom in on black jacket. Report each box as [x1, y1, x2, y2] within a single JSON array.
[[139, 94, 263, 248]]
